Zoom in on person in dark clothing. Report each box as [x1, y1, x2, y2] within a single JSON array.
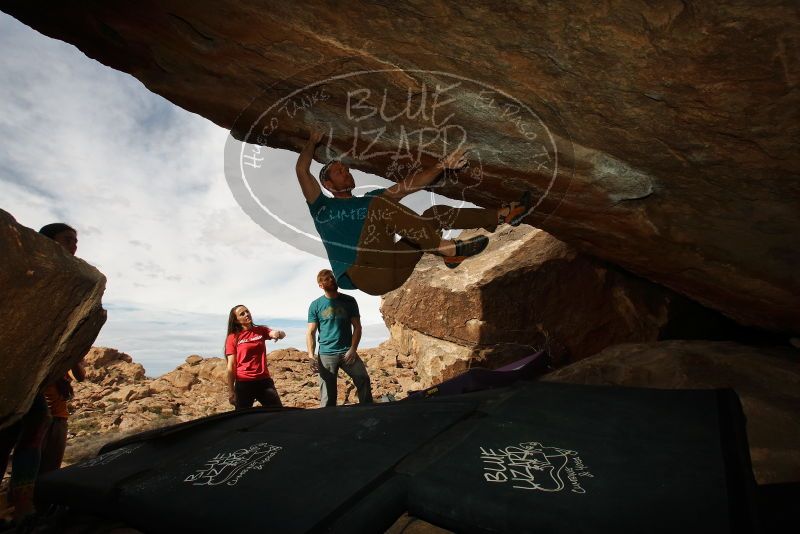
[[38, 224, 87, 475], [1, 222, 83, 524]]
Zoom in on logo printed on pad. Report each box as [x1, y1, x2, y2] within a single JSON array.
[[184, 442, 282, 487], [81, 443, 143, 468], [480, 441, 593, 494]]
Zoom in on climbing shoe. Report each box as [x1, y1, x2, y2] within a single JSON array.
[[443, 235, 490, 268], [500, 190, 533, 226]]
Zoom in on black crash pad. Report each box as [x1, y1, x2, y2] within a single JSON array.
[[402, 382, 757, 534], [37, 381, 758, 533]]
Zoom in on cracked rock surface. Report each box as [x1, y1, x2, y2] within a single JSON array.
[[381, 225, 746, 382], [3, 0, 798, 332]]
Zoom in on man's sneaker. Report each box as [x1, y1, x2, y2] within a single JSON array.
[[501, 190, 533, 226], [443, 235, 490, 268]]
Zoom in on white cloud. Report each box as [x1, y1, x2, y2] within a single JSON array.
[[0, 13, 389, 373]]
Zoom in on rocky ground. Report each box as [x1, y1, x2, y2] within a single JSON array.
[[3, 341, 798, 529], [63, 345, 425, 465]]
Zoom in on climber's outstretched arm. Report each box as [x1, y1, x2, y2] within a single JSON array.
[[296, 131, 323, 203], [384, 148, 468, 200]]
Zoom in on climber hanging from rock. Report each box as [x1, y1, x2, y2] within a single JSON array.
[[295, 130, 532, 296]]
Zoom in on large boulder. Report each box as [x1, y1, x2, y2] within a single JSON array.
[[2, 1, 797, 333], [0, 210, 106, 429], [543, 340, 800, 485], [382, 226, 742, 385], [83, 347, 146, 385]]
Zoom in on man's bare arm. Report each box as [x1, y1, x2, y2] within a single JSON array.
[[296, 132, 324, 203], [306, 322, 319, 372], [384, 148, 469, 200], [343, 317, 362, 364], [350, 317, 362, 352]]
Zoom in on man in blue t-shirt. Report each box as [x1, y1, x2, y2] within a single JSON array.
[[296, 131, 531, 296], [307, 269, 372, 407]]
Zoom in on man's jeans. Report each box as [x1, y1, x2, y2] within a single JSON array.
[[318, 352, 373, 407]]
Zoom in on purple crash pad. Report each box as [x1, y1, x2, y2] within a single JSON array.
[[405, 351, 548, 400]]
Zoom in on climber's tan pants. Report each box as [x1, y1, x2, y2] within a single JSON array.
[[346, 193, 497, 295]]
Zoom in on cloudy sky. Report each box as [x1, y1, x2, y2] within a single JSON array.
[[0, 13, 395, 375]]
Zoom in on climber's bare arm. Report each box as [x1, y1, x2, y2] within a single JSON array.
[[296, 131, 324, 203], [384, 148, 469, 200]]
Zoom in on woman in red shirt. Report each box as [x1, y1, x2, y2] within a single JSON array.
[[225, 305, 286, 410]]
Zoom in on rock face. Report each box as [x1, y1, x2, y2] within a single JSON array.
[[3, 1, 798, 333], [69, 348, 227, 446], [382, 226, 743, 385], [0, 210, 106, 429], [65, 345, 421, 464], [82, 347, 146, 385], [543, 340, 800, 485]]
